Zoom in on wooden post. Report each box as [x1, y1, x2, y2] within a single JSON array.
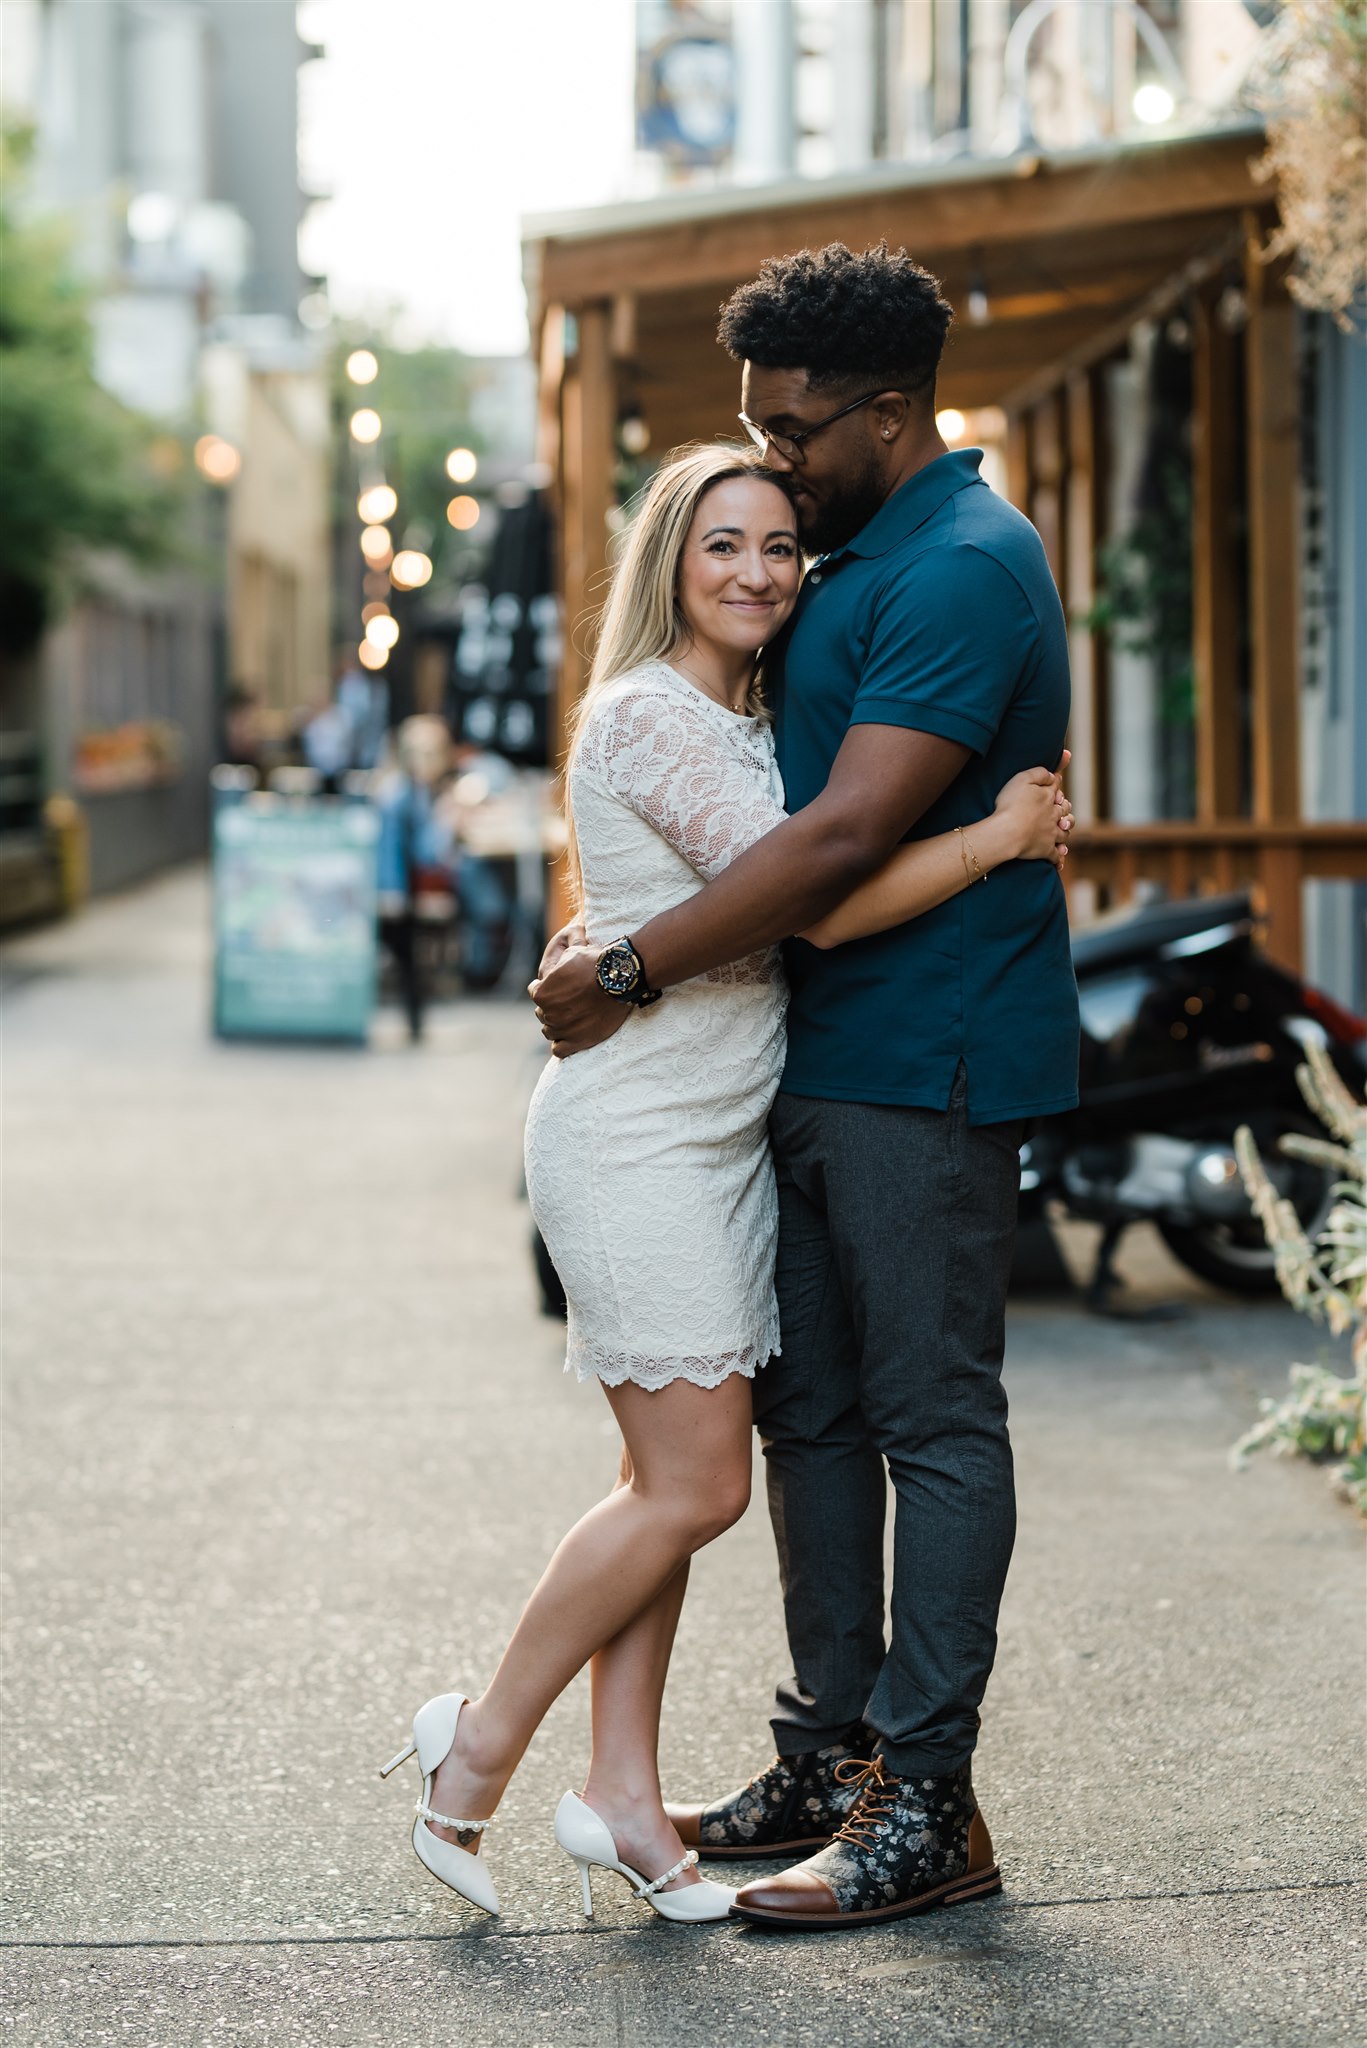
[[549, 302, 615, 933], [557, 302, 615, 753], [1244, 248, 1301, 825], [1005, 410, 1031, 514], [1065, 368, 1110, 826], [1192, 284, 1242, 821], [1258, 842, 1304, 973], [1028, 390, 1067, 591]]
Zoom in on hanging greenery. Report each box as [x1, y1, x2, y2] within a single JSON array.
[[1249, 0, 1367, 331]]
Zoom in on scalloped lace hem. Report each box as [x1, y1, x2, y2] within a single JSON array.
[[566, 1325, 780, 1392]]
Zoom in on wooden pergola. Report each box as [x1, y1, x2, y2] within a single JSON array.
[[523, 128, 1367, 963]]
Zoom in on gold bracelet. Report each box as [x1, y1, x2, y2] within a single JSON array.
[[955, 825, 987, 884]]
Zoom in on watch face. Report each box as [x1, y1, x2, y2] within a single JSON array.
[[597, 943, 641, 997]]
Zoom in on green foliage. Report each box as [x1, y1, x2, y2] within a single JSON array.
[[1233, 1041, 1367, 1516], [1083, 456, 1195, 732], [0, 124, 181, 650]]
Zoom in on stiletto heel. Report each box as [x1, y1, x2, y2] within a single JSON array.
[[380, 1693, 500, 1916], [554, 1791, 735, 1924]]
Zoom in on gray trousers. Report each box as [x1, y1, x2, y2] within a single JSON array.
[[753, 1068, 1024, 1778]]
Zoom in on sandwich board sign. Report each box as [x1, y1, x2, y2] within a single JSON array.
[[213, 799, 380, 1042]]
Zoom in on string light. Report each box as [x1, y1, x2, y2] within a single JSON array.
[[194, 434, 241, 483], [445, 447, 478, 483], [390, 550, 433, 589], [358, 640, 389, 670], [360, 525, 393, 565], [349, 408, 382, 444], [346, 349, 379, 385], [357, 483, 397, 523], [365, 614, 400, 651], [446, 496, 480, 531]]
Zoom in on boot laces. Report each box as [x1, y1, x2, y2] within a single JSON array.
[[831, 1755, 903, 1851]]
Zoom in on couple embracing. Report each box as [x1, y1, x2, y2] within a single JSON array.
[[382, 242, 1080, 1930]]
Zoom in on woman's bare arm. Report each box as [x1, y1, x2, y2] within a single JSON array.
[[801, 765, 1070, 949]]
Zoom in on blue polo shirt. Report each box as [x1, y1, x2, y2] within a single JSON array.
[[773, 448, 1080, 1125]]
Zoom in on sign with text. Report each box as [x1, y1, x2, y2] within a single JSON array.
[[213, 800, 380, 1042]]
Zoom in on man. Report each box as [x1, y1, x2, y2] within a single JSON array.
[[533, 242, 1079, 1928]]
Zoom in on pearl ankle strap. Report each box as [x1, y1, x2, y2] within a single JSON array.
[[415, 1801, 491, 1833], [638, 1848, 698, 1896]]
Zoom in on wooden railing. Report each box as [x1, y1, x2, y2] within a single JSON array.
[[1063, 821, 1367, 970]]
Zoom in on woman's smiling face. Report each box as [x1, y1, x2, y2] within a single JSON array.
[[675, 475, 801, 658]]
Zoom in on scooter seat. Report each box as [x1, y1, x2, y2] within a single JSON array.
[[1071, 891, 1254, 976]]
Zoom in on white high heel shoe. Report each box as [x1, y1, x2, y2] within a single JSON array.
[[379, 1693, 500, 1917], [554, 1790, 735, 1924]]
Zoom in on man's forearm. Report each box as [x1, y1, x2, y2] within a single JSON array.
[[631, 805, 881, 988]]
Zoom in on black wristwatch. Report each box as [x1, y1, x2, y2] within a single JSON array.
[[595, 935, 662, 1008]]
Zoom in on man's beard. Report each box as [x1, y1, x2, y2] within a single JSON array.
[[795, 448, 887, 556]]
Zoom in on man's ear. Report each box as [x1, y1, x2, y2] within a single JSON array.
[[870, 392, 909, 443]]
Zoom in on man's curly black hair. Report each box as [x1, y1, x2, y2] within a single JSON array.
[[717, 241, 953, 397]]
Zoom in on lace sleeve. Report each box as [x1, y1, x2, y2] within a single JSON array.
[[579, 683, 786, 880]]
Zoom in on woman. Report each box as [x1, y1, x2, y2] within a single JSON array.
[[381, 446, 1070, 1923]]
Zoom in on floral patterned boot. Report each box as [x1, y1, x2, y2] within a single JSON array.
[[729, 1756, 1001, 1926], [665, 1726, 872, 1861]]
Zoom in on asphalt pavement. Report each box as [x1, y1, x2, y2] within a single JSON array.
[[2, 866, 1362, 2047]]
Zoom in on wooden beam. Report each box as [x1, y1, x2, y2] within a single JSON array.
[[1244, 249, 1301, 822], [534, 131, 1268, 307], [1191, 283, 1242, 820]]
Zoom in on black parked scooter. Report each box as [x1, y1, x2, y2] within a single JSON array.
[[1020, 890, 1366, 1304]]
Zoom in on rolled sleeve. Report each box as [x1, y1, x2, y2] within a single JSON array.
[[849, 544, 1039, 757]]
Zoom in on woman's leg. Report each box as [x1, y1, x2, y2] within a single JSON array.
[[579, 1552, 692, 1884], [428, 1373, 752, 1849]]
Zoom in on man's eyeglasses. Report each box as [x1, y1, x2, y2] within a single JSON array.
[[738, 388, 901, 465]]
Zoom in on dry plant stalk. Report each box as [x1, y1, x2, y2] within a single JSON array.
[[1232, 1041, 1366, 1513], [1249, 0, 1367, 330]]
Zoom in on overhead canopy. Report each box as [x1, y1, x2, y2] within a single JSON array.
[[524, 127, 1271, 437]]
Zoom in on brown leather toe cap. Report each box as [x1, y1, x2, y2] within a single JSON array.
[[663, 1803, 703, 1847], [733, 1867, 840, 1917]]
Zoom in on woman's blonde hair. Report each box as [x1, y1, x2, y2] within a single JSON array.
[[562, 443, 794, 903]]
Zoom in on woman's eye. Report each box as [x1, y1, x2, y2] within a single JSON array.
[[707, 540, 736, 555]]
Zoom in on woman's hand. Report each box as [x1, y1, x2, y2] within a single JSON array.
[[993, 751, 1073, 870]]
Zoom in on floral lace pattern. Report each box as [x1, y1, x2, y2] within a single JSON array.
[[524, 664, 790, 1393], [699, 1738, 867, 1850], [803, 1761, 976, 1914]]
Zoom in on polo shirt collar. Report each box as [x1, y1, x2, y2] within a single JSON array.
[[835, 447, 985, 561]]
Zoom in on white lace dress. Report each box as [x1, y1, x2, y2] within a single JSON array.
[[524, 660, 789, 1391]]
